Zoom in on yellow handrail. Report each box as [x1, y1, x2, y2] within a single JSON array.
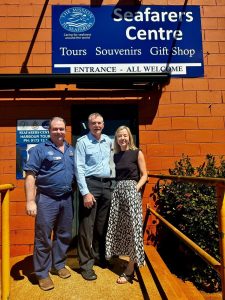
[[149, 206, 221, 274], [148, 173, 225, 186], [148, 174, 225, 300], [1, 183, 15, 300]]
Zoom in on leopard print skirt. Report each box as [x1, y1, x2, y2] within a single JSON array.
[[105, 180, 145, 267]]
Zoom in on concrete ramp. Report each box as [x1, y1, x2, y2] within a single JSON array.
[[0, 246, 215, 299]]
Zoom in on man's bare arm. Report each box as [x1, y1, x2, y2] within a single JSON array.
[[24, 171, 37, 217]]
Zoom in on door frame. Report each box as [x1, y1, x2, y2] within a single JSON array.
[[70, 103, 139, 241]]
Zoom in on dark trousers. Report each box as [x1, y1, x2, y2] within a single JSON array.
[[34, 193, 73, 279], [78, 178, 111, 271]]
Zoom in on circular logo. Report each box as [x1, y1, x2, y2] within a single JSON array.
[[42, 120, 50, 129], [59, 7, 95, 33]]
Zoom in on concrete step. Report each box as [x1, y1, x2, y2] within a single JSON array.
[[143, 245, 205, 300], [137, 263, 162, 299]]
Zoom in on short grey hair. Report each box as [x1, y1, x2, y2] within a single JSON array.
[[88, 113, 104, 123]]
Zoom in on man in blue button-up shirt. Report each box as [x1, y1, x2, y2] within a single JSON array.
[[75, 112, 112, 281], [24, 117, 75, 291]]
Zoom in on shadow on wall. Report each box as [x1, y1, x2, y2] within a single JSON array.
[[138, 87, 165, 125], [91, 0, 104, 5], [20, 0, 49, 73], [91, 0, 142, 6]]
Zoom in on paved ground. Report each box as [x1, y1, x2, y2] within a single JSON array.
[[4, 251, 148, 300], [1, 249, 222, 300]]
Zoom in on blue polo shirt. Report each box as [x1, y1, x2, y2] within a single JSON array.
[[24, 139, 75, 198], [75, 132, 112, 196]]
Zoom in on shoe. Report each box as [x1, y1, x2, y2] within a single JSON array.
[[51, 267, 71, 279], [81, 269, 97, 281], [38, 276, 54, 291], [117, 272, 134, 284]]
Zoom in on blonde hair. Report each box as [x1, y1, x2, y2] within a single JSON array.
[[114, 125, 137, 153]]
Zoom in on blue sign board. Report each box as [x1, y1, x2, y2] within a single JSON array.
[[16, 119, 50, 179], [52, 5, 204, 77]]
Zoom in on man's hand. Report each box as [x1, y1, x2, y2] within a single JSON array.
[[83, 193, 96, 209], [26, 200, 37, 217]]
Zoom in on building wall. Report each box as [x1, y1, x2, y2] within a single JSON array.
[[0, 0, 225, 256]]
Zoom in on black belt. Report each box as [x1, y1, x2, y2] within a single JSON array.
[[86, 176, 111, 183]]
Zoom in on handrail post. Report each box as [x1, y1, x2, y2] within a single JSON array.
[[1, 189, 10, 300], [216, 185, 225, 300]]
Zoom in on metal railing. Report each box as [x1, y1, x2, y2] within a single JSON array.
[[146, 174, 225, 299], [1, 184, 15, 300]]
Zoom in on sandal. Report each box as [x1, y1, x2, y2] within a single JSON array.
[[117, 272, 134, 284]]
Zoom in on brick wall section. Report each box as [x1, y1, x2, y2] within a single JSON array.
[[0, 0, 225, 255]]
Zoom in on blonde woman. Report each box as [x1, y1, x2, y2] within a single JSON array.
[[106, 126, 147, 284]]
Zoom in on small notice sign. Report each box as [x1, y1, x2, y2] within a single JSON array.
[[16, 119, 50, 179]]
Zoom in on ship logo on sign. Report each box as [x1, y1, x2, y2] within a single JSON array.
[[59, 7, 95, 33]]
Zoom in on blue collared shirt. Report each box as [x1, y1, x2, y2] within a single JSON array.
[[74, 132, 112, 196], [23, 139, 75, 198]]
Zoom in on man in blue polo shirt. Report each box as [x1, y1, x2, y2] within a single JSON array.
[[24, 116, 75, 291], [75, 112, 112, 281]]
